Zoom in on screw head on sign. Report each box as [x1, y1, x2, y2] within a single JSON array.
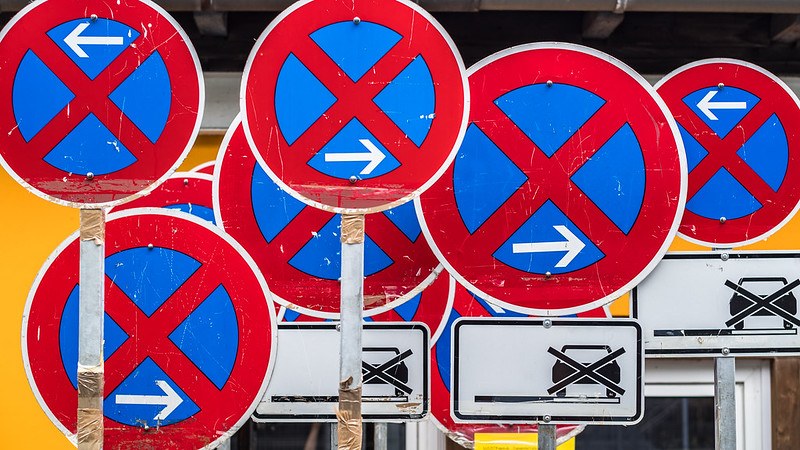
[[721, 347, 730, 356], [545, 271, 552, 279], [183, 178, 189, 186], [546, 80, 554, 87], [543, 415, 552, 423], [543, 319, 552, 329], [719, 216, 727, 224], [718, 83, 724, 89], [147, 243, 154, 250], [721, 253, 729, 261], [349, 176, 358, 184], [353, 17, 361, 25], [90, 14, 98, 21], [85, 172, 94, 181]]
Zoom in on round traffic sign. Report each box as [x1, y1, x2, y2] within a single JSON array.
[[112, 172, 216, 225], [0, 0, 203, 208], [656, 59, 800, 247], [214, 117, 441, 317], [280, 270, 455, 343], [430, 283, 609, 445], [417, 43, 687, 315], [241, 0, 468, 213], [22, 209, 276, 449]]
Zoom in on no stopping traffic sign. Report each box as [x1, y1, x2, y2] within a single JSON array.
[[23, 209, 276, 449], [418, 44, 687, 315], [241, 0, 468, 213], [0, 0, 203, 207]]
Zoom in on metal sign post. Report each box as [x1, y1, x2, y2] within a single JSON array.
[[339, 214, 365, 448], [538, 423, 557, 450], [715, 356, 736, 450], [77, 209, 105, 450]]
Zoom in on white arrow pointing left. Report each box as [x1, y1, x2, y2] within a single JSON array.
[[63, 22, 125, 59], [512, 225, 586, 268], [696, 90, 747, 121], [115, 380, 184, 421], [324, 139, 386, 175]]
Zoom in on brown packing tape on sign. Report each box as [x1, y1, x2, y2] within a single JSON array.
[[80, 209, 105, 245], [77, 364, 104, 450], [340, 214, 365, 245], [337, 378, 362, 450]]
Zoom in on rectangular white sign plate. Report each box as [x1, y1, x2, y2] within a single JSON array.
[[452, 318, 642, 425], [633, 252, 800, 357], [253, 322, 429, 422]]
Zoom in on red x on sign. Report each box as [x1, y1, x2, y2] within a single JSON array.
[[23, 210, 276, 449], [657, 59, 800, 247], [418, 44, 686, 315], [241, 0, 468, 213], [0, 0, 203, 208]]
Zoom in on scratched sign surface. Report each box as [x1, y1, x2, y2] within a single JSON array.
[[240, 0, 468, 213], [0, 0, 203, 207], [22, 209, 276, 449], [417, 43, 687, 315], [656, 59, 800, 247]]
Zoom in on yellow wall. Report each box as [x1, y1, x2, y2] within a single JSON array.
[[0, 135, 221, 448]]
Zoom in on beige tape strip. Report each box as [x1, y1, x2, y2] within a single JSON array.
[[77, 364, 103, 450], [340, 214, 365, 245], [80, 209, 105, 245], [337, 378, 362, 450]]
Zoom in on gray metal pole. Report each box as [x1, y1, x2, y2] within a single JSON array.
[[338, 214, 365, 450], [331, 423, 338, 449], [538, 423, 556, 450], [77, 209, 105, 450], [714, 356, 736, 450], [374, 423, 388, 450]]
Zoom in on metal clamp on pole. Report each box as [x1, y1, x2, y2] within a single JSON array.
[[338, 214, 366, 450], [78, 208, 105, 450]]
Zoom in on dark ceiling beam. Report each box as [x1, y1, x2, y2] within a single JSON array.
[[771, 14, 800, 43], [583, 11, 625, 39], [194, 11, 228, 37], [5, 0, 800, 13]]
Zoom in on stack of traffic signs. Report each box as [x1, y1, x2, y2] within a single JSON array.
[[0, 0, 279, 448], [6, 0, 799, 447]]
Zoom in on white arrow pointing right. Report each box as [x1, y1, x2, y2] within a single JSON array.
[[115, 380, 184, 421], [324, 139, 386, 175], [63, 22, 125, 59], [696, 90, 747, 121], [512, 225, 586, 268]]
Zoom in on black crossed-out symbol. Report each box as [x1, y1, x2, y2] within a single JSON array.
[[362, 347, 413, 395], [546, 346, 626, 397], [724, 279, 800, 328]]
